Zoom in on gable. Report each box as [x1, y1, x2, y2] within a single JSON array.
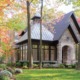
[[71, 14, 80, 34], [53, 12, 73, 41], [53, 12, 80, 43], [59, 29, 75, 43], [69, 17, 80, 42]]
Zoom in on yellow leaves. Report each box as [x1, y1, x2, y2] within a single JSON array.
[[0, 0, 10, 6], [0, 0, 14, 17], [0, 12, 4, 16]]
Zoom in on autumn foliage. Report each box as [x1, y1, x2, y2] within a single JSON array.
[[0, 26, 15, 57], [0, 0, 13, 16]]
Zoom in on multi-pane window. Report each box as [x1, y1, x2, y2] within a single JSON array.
[[32, 45, 38, 61], [19, 44, 27, 61], [18, 44, 56, 62], [23, 45, 27, 61]]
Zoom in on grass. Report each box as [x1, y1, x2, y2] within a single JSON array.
[[16, 68, 80, 80]]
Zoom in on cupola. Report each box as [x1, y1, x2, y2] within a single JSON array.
[[32, 13, 41, 24]]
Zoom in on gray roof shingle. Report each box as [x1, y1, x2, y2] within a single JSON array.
[[18, 23, 54, 43], [17, 11, 80, 44], [53, 11, 74, 41]]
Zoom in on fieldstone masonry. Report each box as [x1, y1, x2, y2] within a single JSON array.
[[57, 29, 76, 65]]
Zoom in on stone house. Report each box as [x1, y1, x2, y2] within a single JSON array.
[[16, 11, 80, 66]]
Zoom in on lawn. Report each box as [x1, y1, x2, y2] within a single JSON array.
[[16, 69, 80, 80]]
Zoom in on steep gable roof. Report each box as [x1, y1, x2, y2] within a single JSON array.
[[17, 11, 80, 44], [53, 11, 80, 43]]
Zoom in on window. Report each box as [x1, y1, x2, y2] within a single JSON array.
[[33, 45, 37, 48], [66, 37, 70, 41]]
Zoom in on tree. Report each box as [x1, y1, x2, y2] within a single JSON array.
[[58, 0, 80, 17], [0, 26, 15, 63], [26, 0, 33, 69], [39, 0, 43, 69], [6, 13, 27, 31]]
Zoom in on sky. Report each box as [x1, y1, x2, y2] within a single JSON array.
[[48, 0, 73, 13], [57, 3, 73, 13], [6, 0, 74, 18]]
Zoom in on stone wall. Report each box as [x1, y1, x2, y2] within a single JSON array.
[[57, 29, 76, 65]]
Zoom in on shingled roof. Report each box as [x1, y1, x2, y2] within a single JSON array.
[[18, 23, 54, 43], [53, 11, 73, 41], [17, 11, 80, 44], [53, 11, 80, 42]]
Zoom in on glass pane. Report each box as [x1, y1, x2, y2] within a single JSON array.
[[33, 45, 37, 48], [51, 46, 55, 49], [33, 49, 37, 61], [51, 50, 55, 61], [45, 45, 49, 49], [23, 49, 27, 60], [44, 50, 49, 61]]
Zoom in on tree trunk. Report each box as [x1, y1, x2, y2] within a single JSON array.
[[26, 1, 33, 69], [39, 0, 43, 69]]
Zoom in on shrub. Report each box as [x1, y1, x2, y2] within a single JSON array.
[[16, 62, 21, 67], [65, 64, 76, 68], [0, 68, 3, 72], [0, 70, 12, 78], [0, 75, 4, 80], [71, 64, 76, 68], [0, 55, 5, 64], [7, 67, 15, 74], [7, 62, 15, 67], [22, 63, 28, 69], [67, 65, 72, 68], [0, 64, 7, 70], [15, 68, 23, 74], [23, 62, 27, 66], [59, 64, 65, 68], [0, 74, 10, 80], [33, 64, 38, 68]]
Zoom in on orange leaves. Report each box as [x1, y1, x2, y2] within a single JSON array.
[[2, 38, 10, 44], [0, 0, 14, 16], [0, 48, 4, 53], [0, 26, 14, 56], [0, 26, 11, 44], [0, 0, 12, 6]]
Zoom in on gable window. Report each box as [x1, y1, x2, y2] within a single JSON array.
[[66, 37, 70, 41]]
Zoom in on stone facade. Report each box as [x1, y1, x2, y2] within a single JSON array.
[[57, 29, 76, 65]]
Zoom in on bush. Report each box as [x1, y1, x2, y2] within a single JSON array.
[[33, 64, 39, 68], [71, 64, 76, 68], [0, 70, 12, 78], [15, 68, 23, 74], [7, 67, 15, 74], [0, 64, 7, 70], [65, 64, 76, 68], [0, 55, 5, 64], [7, 62, 15, 67], [59, 64, 65, 68], [0, 75, 4, 80], [22, 62, 28, 69], [16, 62, 21, 67], [23, 62, 27, 66], [0, 75, 9, 80], [67, 65, 72, 68]]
